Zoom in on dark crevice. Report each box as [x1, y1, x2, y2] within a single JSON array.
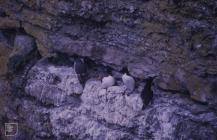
[[46, 52, 74, 66], [171, 0, 184, 8], [0, 27, 27, 47], [8, 41, 40, 74], [2, 28, 43, 100], [59, 15, 110, 29], [157, 85, 189, 95], [1, 28, 16, 47], [9, 52, 41, 98], [0, 9, 7, 17], [191, 98, 208, 106]]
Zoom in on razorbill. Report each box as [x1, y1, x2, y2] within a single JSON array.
[[141, 77, 154, 109], [74, 58, 87, 85], [101, 75, 115, 89], [122, 73, 135, 93]]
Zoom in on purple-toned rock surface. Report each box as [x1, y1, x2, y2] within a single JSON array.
[[0, 0, 217, 140]]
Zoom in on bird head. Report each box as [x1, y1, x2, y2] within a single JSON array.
[[122, 73, 128, 81], [122, 73, 128, 78], [75, 58, 84, 63]]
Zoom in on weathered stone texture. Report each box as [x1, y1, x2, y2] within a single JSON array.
[[0, 0, 217, 139]]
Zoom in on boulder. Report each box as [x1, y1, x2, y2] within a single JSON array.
[[81, 80, 143, 127], [25, 60, 83, 106], [155, 74, 184, 92], [175, 69, 217, 104]]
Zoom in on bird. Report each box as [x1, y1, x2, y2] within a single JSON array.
[[141, 77, 154, 109], [122, 73, 135, 93], [101, 75, 115, 89], [74, 57, 87, 85], [36, 0, 42, 10]]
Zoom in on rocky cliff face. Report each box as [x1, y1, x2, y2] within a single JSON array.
[[0, 0, 217, 140]]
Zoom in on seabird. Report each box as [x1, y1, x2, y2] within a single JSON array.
[[74, 58, 87, 85], [101, 75, 115, 89], [36, 0, 42, 10], [141, 77, 154, 109], [122, 73, 135, 93]]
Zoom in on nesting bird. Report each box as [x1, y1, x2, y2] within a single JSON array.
[[141, 77, 154, 109], [122, 73, 135, 93], [74, 58, 87, 85], [101, 75, 115, 89], [36, 0, 42, 10]]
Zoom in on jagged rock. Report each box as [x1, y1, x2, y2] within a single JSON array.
[[0, 17, 20, 29], [47, 81, 217, 140], [0, 31, 12, 76], [81, 80, 143, 127], [25, 60, 83, 106], [15, 98, 54, 140], [50, 107, 139, 140], [1, 58, 216, 140], [175, 69, 217, 104], [1, 0, 217, 139], [0, 43, 12, 76], [0, 77, 9, 96], [49, 79, 143, 139], [23, 23, 52, 57], [8, 34, 36, 73], [21, 9, 55, 30], [155, 75, 184, 92], [1, 0, 217, 103]]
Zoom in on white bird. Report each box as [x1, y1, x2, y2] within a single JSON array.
[[122, 73, 135, 93], [101, 75, 115, 89]]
